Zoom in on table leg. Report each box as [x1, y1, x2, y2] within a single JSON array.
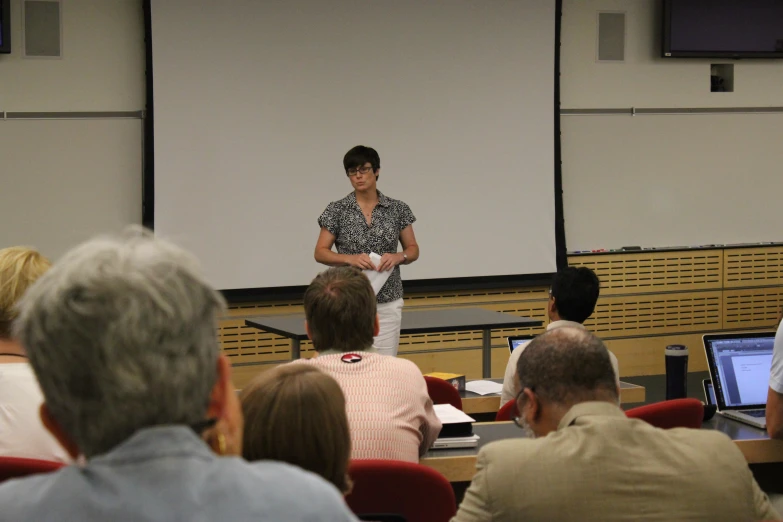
[[482, 329, 491, 378], [291, 338, 301, 360]]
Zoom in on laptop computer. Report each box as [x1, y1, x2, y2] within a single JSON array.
[[507, 334, 535, 354], [703, 332, 775, 429]]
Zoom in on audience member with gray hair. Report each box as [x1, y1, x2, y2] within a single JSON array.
[[0, 230, 357, 522], [452, 328, 779, 522]]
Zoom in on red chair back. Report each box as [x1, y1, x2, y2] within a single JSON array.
[[0, 457, 64, 483], [495, 400, 519, 422], [346, 460, 456, 522], [423, 376, 463, 410], [625, 398, 704, 429]]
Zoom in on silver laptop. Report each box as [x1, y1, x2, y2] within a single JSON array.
[[703, 332, 774, 429]]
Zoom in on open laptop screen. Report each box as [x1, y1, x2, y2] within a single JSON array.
[[704, 333, 774, 410], [507, 335, 535, 354]]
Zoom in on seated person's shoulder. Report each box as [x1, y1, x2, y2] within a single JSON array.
[[387, 356, 422, 372], [664, 426, 738, 448], [0, 466, 69, 514], [662, 427, 747, 464], [241, 460, 352, 516], [478, 437, 546, 469], [246, 458, 331, 486], [386, 357, 432, 382]]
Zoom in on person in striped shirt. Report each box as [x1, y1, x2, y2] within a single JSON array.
[[290, 267, 441, 463]]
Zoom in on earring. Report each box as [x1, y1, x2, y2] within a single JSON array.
[[217, 433, 227, 455]]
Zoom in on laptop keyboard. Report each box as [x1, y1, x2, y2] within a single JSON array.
[[744, 409, 766, 418]]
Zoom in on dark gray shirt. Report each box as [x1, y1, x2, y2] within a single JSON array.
[[318, 191, 416, 303], [0, 425, 357, 522]]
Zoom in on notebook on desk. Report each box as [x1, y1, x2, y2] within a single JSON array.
[[432, 404, 479, 449], [703, 332, 775, 429]]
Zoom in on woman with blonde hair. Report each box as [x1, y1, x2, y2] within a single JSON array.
[[241, 364, 352, 494], [0, 246, 69, 462]]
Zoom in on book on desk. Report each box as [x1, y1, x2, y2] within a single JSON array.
[[432, 404, 480, 449]]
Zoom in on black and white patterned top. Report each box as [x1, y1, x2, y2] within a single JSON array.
[[318, 191, 416, 304]]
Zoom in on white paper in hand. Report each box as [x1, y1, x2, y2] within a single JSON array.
[[362, 252, 392, 295]]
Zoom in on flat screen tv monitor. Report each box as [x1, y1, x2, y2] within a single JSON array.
[[0, 0, 10, 54], [662, 0, 783, 58]]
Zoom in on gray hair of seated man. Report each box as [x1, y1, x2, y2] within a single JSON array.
[[516, 328, 619, 406], [13, 228, 226, 458]]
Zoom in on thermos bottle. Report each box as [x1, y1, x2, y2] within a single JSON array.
[[665, 344, 689, 400]]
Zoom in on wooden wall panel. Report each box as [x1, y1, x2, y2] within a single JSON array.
[[570, 250, 723, 295], [220, 289, 551, 364], [404, 287, 548, 307], [724, 247, 783, 288], [399, 349, 482, 379], [232, 363, 276, 389], [224, 246, 783, 378], [723, 287, 783, 330], [587, 292, 722, 337], [604, 333, 708, 377]]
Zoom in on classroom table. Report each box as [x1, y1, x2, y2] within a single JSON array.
[[460, 379, 646, 415], [420, 415, 783, 483], [246, 308, 541, 377]]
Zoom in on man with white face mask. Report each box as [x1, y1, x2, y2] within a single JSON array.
[[451, 328, 778, 522]]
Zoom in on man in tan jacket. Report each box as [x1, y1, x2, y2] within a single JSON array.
[[453, 328, 779, 522]]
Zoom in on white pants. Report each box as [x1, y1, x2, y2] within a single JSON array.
[[373, 298, 404, 357]]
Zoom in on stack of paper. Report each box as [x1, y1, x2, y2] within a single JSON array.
[[434, 403, 475, 424], [434, 403, 476, 439], [432, 434, 480, 449], [465, 380, 504, 396]]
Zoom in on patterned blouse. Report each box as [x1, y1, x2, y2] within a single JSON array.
[[318, 191, 416, 304]]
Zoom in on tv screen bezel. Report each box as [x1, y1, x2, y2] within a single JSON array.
[[662, 0, 783, 59], [0, 0, 10, 54]]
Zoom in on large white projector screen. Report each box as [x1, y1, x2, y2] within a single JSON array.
[[152, 0, 557, 290]]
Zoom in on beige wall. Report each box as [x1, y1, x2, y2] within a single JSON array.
[[560, 0, 783, 251], [0, 0, 144, 260], [0, 0, 144, 111], [561, 0, 783, 109]]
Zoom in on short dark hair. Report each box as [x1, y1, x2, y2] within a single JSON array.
[[304, 267, 376, 352], [516, 328, 618, 406], [550, 267, 600, 323], [240, 365, 352, 493], [343, 145, 380, 174]]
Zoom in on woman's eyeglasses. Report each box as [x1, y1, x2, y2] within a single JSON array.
[[347, 165, 374, 177]]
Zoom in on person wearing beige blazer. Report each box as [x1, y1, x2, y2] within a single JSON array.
[[452, 328, 780, 522]]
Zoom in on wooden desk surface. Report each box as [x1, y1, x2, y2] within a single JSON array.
[[421, 415, 783, 483], [461, 380, 646, 415]]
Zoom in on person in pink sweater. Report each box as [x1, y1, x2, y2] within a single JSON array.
[[291, 267, 441, 463]]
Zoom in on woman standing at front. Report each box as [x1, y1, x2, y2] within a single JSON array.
[[314, 145, 419, 357]]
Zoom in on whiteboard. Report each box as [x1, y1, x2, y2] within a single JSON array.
[[151, 0, 558, 291], [561, 112, 783, 251], [0, 119, 142, 260]]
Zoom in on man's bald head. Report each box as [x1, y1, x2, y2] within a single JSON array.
[[516, 327, 619, 407]]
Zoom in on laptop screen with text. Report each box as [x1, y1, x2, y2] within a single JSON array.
[[705, 335, 773, 409]]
